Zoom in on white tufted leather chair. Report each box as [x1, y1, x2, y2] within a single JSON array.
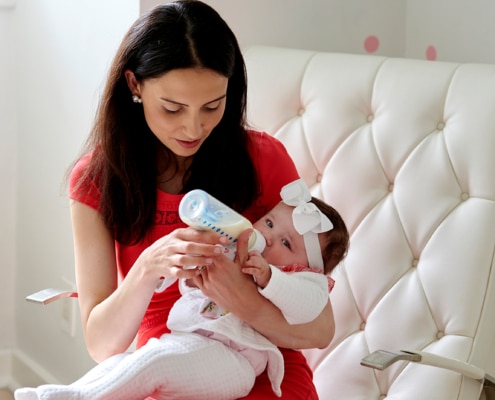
[[243, 45, 495, 400]]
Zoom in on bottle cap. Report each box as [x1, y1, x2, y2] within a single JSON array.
[[250, 229, 266, 253]]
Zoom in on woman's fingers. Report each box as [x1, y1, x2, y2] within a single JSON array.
[[234, 229, 253, 265]]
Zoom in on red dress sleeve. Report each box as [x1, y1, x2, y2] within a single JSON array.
[[69, 153, 100, 210]]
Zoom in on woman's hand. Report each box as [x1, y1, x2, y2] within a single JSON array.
[[192, 230, 335, 350], [131, 226, 223, 289], [192, 229, 258, 305], [72, 201, 223, 362]]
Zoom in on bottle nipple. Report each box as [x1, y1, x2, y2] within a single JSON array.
[[250, 229, 266, 253]]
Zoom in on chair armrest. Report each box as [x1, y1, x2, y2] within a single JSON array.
[[361, 349, 494, 384], [26, 288, 78, 305]]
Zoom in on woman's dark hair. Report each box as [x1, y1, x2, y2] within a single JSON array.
[[75, 0, 256, 244], [311, 197, 349, 275]]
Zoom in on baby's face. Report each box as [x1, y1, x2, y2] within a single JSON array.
[[253, 202, 309, 267]]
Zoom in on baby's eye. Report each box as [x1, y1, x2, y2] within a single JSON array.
[[265, 219, 274, 228], [281, 239, 291, 250]]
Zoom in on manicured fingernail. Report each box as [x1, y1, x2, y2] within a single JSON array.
[[213, 245, 222, 254], [205, 258, 213, 264]]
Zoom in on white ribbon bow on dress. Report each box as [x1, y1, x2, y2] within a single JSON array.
[[280, 179, 334, 271]]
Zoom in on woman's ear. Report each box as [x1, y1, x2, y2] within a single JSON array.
[[124, 70, 140, 97]]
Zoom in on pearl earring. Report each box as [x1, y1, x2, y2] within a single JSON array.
[[132, 95, 142, 104]]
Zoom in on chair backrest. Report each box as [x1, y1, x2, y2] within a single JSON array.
[[243, 45, 495, 400]]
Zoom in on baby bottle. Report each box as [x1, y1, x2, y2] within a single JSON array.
[[155, 189, 265, 293], [179, 189, 266, 254]]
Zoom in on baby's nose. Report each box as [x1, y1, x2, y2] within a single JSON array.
[[262, 231, 272, 247]]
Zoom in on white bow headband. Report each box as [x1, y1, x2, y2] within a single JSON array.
[[280, 179, 333, 271]]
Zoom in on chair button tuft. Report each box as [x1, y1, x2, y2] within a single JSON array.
[[298, 108, 305, 116], [461, 192, 469, 201], [367, 114, 374, 123], [437, 122, 445, 130]]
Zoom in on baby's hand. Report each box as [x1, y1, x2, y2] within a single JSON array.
[[241, 251, 272, 288]]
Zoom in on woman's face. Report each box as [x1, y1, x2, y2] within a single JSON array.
[[253, 202, 310, 267], [128, 68, 228, 158]]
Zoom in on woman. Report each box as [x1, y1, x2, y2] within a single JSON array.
[[69, 1, 335, 398]]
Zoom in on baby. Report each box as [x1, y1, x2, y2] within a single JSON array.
[[15, 179, 349, 400]]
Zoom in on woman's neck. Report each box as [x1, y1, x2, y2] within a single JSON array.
[[157, 153, 192, 194]]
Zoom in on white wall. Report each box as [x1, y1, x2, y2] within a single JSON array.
[[405, 0, 495, 63], [0, 4, 16, 361], [9, 0, 139, 387], [142, 0, 495, 64], [141, 0, 407, 57]]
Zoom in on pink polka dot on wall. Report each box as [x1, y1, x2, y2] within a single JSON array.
[[426, 45, 437, 61], [364, 35, 380, 53]]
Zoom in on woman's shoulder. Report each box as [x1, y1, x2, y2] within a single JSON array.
[[246, 129, 298, 173], [69, 153, 92, 185], [69, 152, 100, 209], [69, 152, 98, 192], [242, 130, 300, 220], [246, 130, 290, 157]]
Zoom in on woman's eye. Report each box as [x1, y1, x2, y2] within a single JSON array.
[[265, 219, 273, 228], [204, 103, 220, 112], [164, 107, 181, 114], [281, 239, 291, 250]]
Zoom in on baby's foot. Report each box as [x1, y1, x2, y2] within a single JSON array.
[[14, 387, 39, 400]]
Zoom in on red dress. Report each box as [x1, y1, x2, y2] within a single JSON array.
[[70, 131, 318, 399]]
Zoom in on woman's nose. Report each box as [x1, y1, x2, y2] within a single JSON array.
[[183, 113, 202, 139]]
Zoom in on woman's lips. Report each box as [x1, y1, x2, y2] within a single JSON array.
[[177, 139, 201, 149]]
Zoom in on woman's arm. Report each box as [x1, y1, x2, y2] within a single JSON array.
[[193, 230, 335, 349], [243, 296, 335, 350], [72, 201, 155, 361], [71, 201, 223, 362]]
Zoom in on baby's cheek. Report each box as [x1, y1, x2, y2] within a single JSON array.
[[261, 247, 278, 265]]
